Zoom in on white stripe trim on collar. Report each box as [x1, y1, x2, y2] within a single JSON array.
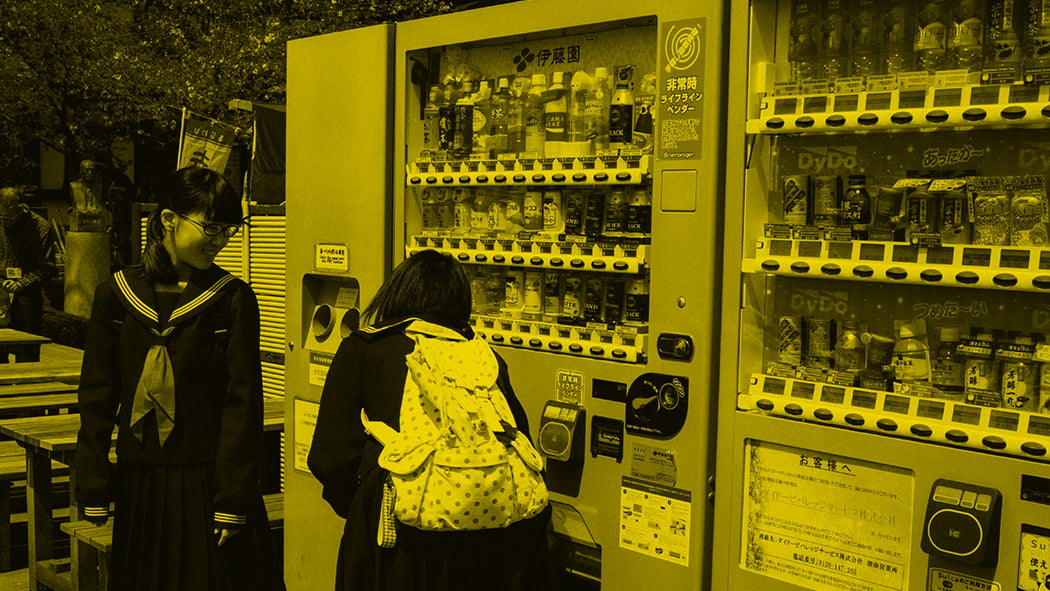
[[170, 274, 236, 323], [115, 271, 159, 323]]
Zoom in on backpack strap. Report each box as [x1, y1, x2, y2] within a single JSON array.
[[361, 408, 398, 447]]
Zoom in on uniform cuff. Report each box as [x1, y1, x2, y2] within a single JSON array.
[[214, 511, 247, 530], [82, 506, 109, 525]]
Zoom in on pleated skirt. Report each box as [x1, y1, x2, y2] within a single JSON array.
[[111, 462, 285, 591]]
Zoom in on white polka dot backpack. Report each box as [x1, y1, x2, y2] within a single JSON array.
[[362, 320, 549, 534]]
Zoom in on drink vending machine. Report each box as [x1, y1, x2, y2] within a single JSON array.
[[716, 1, 1050, 590], [286, 0, 729, 589]]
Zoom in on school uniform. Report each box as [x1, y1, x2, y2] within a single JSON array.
[[308, 315, 556, 591], [75, 264, 284, 591]]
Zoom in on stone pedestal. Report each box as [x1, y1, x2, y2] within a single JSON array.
[[64, 230, 110, 318]]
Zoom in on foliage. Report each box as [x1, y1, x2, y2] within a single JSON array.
[[0, 0, 453, 181]]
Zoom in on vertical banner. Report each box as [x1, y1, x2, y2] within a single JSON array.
[[178, 110, 236, 173]]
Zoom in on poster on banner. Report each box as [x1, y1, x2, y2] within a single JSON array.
[[178, 111, 236, 173], [742, 440, 914, 591]]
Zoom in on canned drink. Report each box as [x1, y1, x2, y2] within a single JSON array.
[[559, 274, 584, 324], [562, 189, 586, 235], [420, 188, 440, 231], [626, 188, 652, 237], [603, 278, 626, 325], [778, 316, 804, 366], [451, 187, 474, 233], [502, 270, 525, 318], [470, 188, 493, 234], [812, 176, 841, 226], [624, 277, 650, 324], [805, 317, 835, 367], [973, 191, 1011, 245], [435, 187, 454, 230], [583, 276, 605, 322], [1002, 360, 1039, 411], [487, 189, 508, 232], [583, 189, 606, 238], [1040, 362, 1050, 414], [783, 175, 811, 226], [482, 268, 504, 315], [602, 188, 628, 238], [503, 188, 526, 231], [522, 188, 544, 231], [1010, 189, 1049, 246], [542, 272, 561, 323], [522, 271, 544, 320], [542, 189, 564, 234]]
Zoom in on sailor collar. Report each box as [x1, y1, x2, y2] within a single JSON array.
[[112, 265, 238, 329], [359, 316, 475, 342]]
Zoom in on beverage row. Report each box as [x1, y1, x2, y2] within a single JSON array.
[[774, 315, 1050, 413], [468, 266, 649, 327], [420, 65, 656, 161], [789, 0, 1050, 83], [419, 185, 652, 241], [781, 173, 1048, 246]]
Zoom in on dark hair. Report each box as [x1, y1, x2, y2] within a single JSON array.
[[363, 250, 472, 327], [142, 167, 242, 284]]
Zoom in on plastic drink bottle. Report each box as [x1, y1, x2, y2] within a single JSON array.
[[949, 0, 988, 70], [584, 68, 611, 152], [507, 76, 531, 156], [488, 78, 511, 157], [438, 82, 460, 155], [823, 0, 850, 79], [789, 0, 822, 81], [985, 0, 1022, 79], [916, 1, 951, 72], [544, 72, 569, 158], [893, 324, 931, 382], [609, 79, 634, 151], [1024, 0, 1050, 74], [840, 174, 873, 228], [422, 85, 443, 156], [932, 326, 965, 398], [1001, 335, 1039, 411], [884, 1, 917, 73], [851, 0, 881, 76], [833, 320, 866, 373], [451, 81, 473, 160], [524, 74, 547, 156], [568, 71, 590, 145], [471, 80, 492, 158], [940, 187, 971, 244]]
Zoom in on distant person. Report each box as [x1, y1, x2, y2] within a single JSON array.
[[75, 167, 285, 591], [69, 159, 106, 215], [309, 249, 556, 591], [0, 186, 55, 339]]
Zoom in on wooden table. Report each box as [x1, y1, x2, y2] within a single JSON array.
[[0, 329, 52, 363], [0, 342, 84, 386], [0, 397, 284, 591]]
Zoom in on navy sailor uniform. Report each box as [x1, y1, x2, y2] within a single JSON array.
[[75, 264, 284, 591]]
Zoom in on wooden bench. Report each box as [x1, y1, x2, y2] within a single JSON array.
[[0, 440, 69, 572], [0, 392, 79, 420], [61, 492, 284, 590]]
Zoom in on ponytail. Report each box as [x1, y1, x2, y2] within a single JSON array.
[[141, 208, 177, 284]]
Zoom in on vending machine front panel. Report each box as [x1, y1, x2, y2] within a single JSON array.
[[393, 1, 728, 589], [717, 1, 1050, 589]]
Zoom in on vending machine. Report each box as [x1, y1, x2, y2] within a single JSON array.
[[716, 1, 1050, 590], [286, 0, 728, 589]]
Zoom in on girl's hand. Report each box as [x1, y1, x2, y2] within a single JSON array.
[[214, 527, 239, 547]]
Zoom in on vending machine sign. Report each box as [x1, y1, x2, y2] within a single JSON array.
[[619, 476, 691, 566], [658, 19, 705, 160], [742, 440, 913, 591]]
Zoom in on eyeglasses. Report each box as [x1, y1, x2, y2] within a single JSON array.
[[177, 213, 241, 238]]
